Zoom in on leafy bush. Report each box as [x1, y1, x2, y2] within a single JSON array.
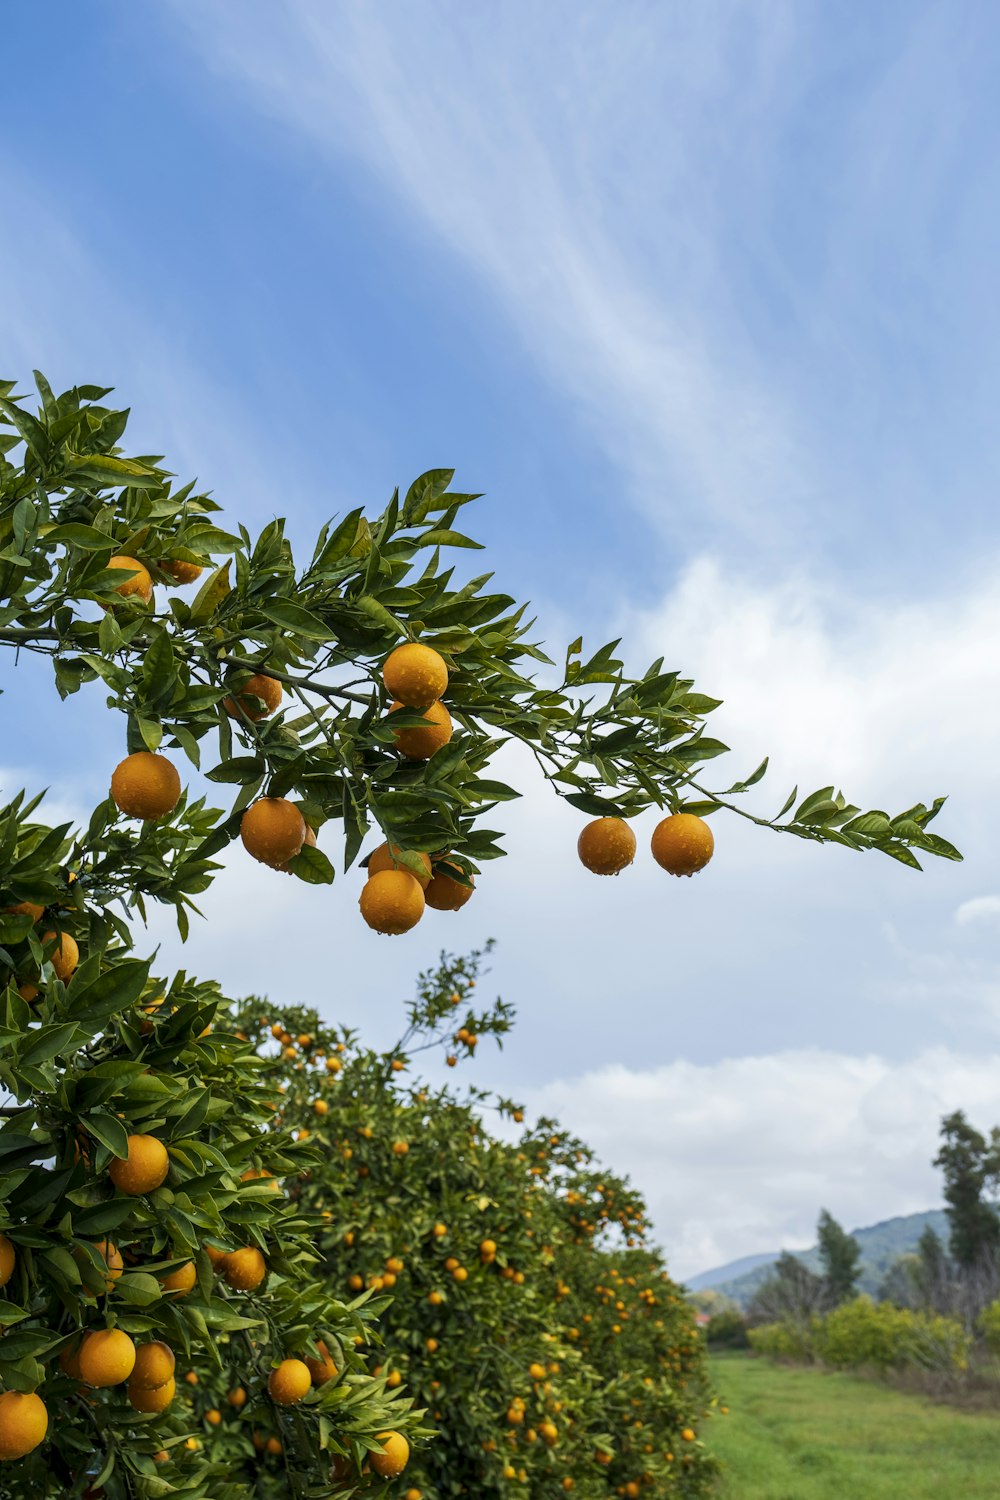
[[225, 952, 721, 1499], [747, 1321, 818, 1363], [977, 1299, 1000, 1354], [751, 1298, 970, 1376], [818, 1297, 969, 1374], [705, 1310, 750, 1349]]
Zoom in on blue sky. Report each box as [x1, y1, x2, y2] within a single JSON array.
[[4, 1, 1000, 1276]]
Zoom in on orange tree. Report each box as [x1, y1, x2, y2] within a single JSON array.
[[226, 947, 720, 1499], [0, 370, 960, 1494]]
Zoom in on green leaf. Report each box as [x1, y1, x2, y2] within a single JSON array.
[[114, 1272, 163, 1306], [43, 523, 115, 551], [83, 1111, 131, 1158], [66, 959, 151, 1028], [258, 600, 331, 639], [64, 450, 162, 488], [189, 561, 231, 624], [287, 843, 335, 885], [18, 1022, 80, 1067], [206, 757, 266, 785]]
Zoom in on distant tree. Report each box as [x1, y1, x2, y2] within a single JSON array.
[[817, 1208, 861, 1304], [878, 1252, 922, 1309], [935, 1111, 1000, 1268], [747, 1252, 828, 1326]]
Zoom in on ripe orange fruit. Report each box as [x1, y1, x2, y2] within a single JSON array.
[[681, 1427, 695, 1442], [366, 842, 432, 888], [79, 1328, 136, 1387], [106, 555, 153, 604], [109, 1135, 169, 1196], [240, 798, 306, 868], [0, 1391, 48, 1460], [160, 558, 203, 585], [205, 1244, 228, 1268], [383, 642, 448, 707], [359, 870, 425, 935], [577, 817, 636, 876], [205, 1408, 222, 1425], [265, 1436, 282, 1456], [131, 1341, 175, 1389], [650, 813, 714, 876], [223, 673, 283, 722], [0, 1236, 15, 1289], [228, 1386, 247, 1407], [5, 901, 43, 922], [222, 1247, 266, 1291], [110, 752, 181, 821], [424, 859, 474, 911], [371, 1430, 410, 1478], [390, 700, 453, 760], [82, 1239, 122, 1294], [480, 1239, 497, 1261], [304, 1340, 337, 1386], [159, 1261, 197, 1297], [127, 1376, 176, 1413], [267, 1359, 311, 1405], [42, 930, 78, 982]]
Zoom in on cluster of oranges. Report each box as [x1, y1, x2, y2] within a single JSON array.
[[104, 628, 715, 935], [577, 812, 715, 878], [104, 635, 478, 937], [357, 643, 473, 935]]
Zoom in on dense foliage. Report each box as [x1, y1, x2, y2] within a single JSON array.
[[226, 948, 720, 1498], [749, 1297, 970, 1375]]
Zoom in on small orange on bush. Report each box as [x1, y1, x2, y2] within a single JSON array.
[[0, 1236, 15, 1289], [0, 1391, 48, 1460], [109, 1135, 169, 1196], [42, 930, 78, 982], [359, 870, 425, 935], [577, 817, 636, 875], [127, 1376, 175, 1414], [79, 1329, 136, 1388], [371, 1430, 410, 1479], [111, 752, 181, 821], [158, 1261, 197, 1298], [382, 642, 448, 707], [424, 858, 474, 911], [240, 798, 306, 868], [367, 842, 432, 888], [268, 1359, 311, 1406], [132, 1341, 175, 1390], [106, 555, 152, 604], [650, 813, 714, 876], [160, 558, 203, 585], [224, 673, 283, 722], [222, 1247, 266, 1291], [390, 700, 453, 760]]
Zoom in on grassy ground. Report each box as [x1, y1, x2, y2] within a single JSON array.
[[709, 1352, 1000, 1498]]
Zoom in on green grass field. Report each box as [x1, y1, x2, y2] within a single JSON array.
[[709, 1353, 1000, 1498]]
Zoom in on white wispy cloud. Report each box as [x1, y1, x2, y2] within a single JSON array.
[[161, 0, 817, 551], [525, 1046, 996, 1280], [955, 896, 1000, 928]]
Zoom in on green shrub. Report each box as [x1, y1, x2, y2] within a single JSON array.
[[706, 1309, 750, 1349], [978, 1299, 1000, 1354], [817, 1298, 969, 1373], [747, 1321, 817, 1363]]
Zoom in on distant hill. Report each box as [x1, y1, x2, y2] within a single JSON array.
[[689, 1209, 950, 1308], [686, 1251, 778, 1292]]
